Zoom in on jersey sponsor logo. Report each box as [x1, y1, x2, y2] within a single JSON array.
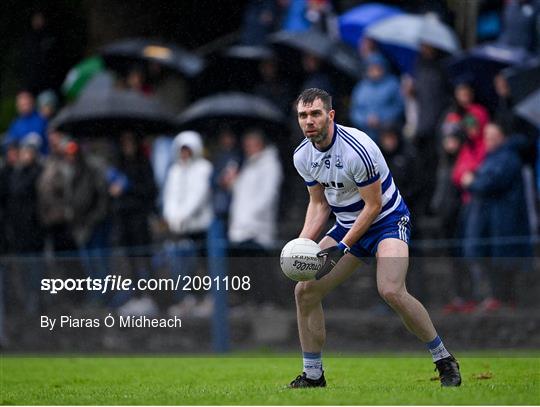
[[321, 181, 344, 189]]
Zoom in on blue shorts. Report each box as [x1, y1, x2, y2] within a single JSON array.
[[326, 210, 411, 258]]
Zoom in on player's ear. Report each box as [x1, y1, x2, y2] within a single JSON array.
[[328, 109, 335, 121]]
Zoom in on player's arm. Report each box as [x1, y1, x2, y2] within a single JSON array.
[[341, 179, 382, 247], [316, 179, 382, 279], [299, 183, 331, 241], [315, 180, 381, 279]]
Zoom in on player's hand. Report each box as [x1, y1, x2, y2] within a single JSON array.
[[315, 242, 349, 280]]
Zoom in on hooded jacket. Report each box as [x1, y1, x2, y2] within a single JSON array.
[[349, 55, 403, 141], [163, 131, 213, 235], [228, 144, 282, 247]]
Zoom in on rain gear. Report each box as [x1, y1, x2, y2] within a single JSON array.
[[228, 144, 282, 248], [163, 131, 213, 235]]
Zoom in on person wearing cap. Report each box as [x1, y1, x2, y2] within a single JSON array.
[[36, 89, 58, 120], [349, 54, 403, 143]]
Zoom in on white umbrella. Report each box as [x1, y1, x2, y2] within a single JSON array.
[[515, 88, 540, 127], [366, 13, 460, 54]]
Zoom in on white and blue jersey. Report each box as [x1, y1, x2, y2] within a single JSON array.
[[293, 123, 411, 257]]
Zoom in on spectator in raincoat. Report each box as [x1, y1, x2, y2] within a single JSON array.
[[163, 131, 213, 238], [349, 54, 403, 143], [462, 122, 532, 311], [162, 130, 213, 315]]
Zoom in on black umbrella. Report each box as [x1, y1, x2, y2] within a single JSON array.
[[269, 29, 362, 80], [50, 73, 179, 135], [514, 88, 540, 127], [200, 45, 276, 93], [502, 57, 540, 104], [222, 45, 275, 60], [100, 38, 205, 78], [445, 43, 531, 108], [177, 92, 286, 131]]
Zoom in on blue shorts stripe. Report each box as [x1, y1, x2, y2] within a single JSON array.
[[305, 180, 318, 186]]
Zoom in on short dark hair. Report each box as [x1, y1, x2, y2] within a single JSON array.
[[17, 89, 34, 97], [489, 120, 509, 136], [243, 127, 267, 145], [296, 88, 332, 112]]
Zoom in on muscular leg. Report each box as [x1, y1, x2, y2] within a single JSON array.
[[377, 238, 463, 386], [295, 236, 361, 352], [376, 238, 437, 342]]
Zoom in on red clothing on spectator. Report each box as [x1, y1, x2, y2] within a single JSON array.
[[450, 103, 490, 203], [466, 103, 490, 138]]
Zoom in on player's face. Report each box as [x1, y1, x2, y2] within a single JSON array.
[[297, 99, 334, 144]]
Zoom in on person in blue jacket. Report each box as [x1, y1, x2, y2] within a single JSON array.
[[349, 54, 403, 143], [462, 121, 532, 310], [6, 90, 48, 155]]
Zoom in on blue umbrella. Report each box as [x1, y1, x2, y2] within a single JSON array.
[[446, 43, 532, 108], [338, 3, 403, 49], [366, 13, 460, 73]]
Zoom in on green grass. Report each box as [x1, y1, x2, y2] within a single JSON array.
[[1, 353, 539, 405]]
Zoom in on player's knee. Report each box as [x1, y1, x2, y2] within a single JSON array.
[[295, 281, 321, 309], [378, 285, 405, 308]]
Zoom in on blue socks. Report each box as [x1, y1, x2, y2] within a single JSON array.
[[303, 352, 323, 379], [426, 335, 451, 362]]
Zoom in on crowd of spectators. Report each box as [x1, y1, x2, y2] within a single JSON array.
[[1, 1, 539, 317]]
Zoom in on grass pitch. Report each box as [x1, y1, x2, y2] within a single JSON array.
[[1, 353, 539, 405]]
